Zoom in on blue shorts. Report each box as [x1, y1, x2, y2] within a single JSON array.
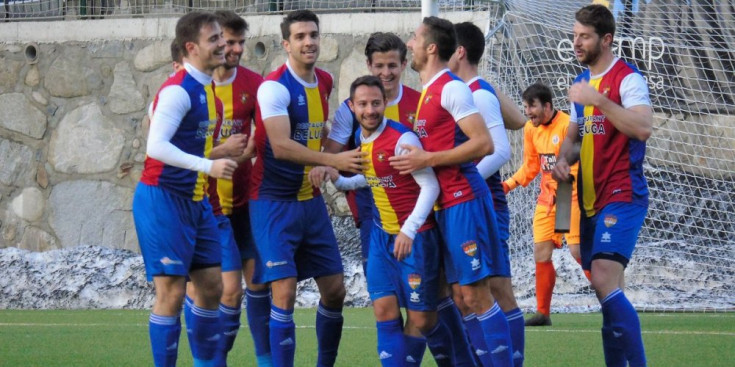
[[494, 207, 512, 277], [216, 215, 242, 272], [580, 201, 647, 270], [133, 183, 221, 281], [229, 210, 257, 261], [250, 197, 343, 283], [437, 195, 510, 285], [367, 226, 442, 311]]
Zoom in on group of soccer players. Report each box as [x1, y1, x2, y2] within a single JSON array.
[[133, 3, 652, 367]]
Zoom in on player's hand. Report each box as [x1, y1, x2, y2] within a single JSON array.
[[388, 144, 432, 175], [551, 157, 571, 182], [220, 133, 248, 157], [331, 148, 367, 174], [502, 181, 510, 194], [210, 159, 238, 180], [237, 134, 256, 162], [324, 166, 340, 182], [308, 166, 330, 187], [569, 80, 606, 107], [393, 232, 413, 261]]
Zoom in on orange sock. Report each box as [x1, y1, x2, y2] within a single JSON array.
[[535, 261, 556, 316], [574, 257, 592, 282]]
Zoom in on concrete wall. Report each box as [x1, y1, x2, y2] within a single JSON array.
[[0, 12, 484, 252]]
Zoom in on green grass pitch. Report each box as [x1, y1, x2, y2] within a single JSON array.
[[1, 309, 733, 366]]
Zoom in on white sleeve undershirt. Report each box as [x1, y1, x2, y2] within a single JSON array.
[[441, 79, 480, 123], [473, 89, 511, 178], [397, 132, 439, 239], [257, 80, 291, 120], [146, 85, 213, 174]]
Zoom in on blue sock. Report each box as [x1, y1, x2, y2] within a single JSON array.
[[376, 318, 405, 367], [463, 313, 491, 367], [269, 305, 295, 367], [602, 288, 647, 367], [184, 295, 194, 353], [504, 308, 525, 367], [422, 320, 455, 367], [189, 304, 221, 366], [246, 288, 272, 364], [149, 313, 181, 367], [404, 335, 426, 366], [477, 303, 513, 367], [213, 303, 241, 367], [316, 303, 344, 367], [437, 297, 475, 367]]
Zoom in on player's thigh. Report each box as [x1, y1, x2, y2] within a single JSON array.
[[249, 199, 301, 284], [533, 204, 564, 248], [400, 228, 442, 313], [296, 198, 343, 281]]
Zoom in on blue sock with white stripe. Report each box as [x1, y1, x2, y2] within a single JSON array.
[[437, 297, 475, 367], [463, 313, 491, 367], [422, 320, 454, 367], [213, 303, 241, 367], [316, 302, 343, 367], [602, 288, 646, 367], [245, 288, 272, 366], [189, 304, 221, 367], [477, 303, 513, 367], [149, 313, 181, 367], [269, 305, 295, 367], [403, 335, 426, 366], [504, 308, 525, 367], [376, 318, 405, 367]]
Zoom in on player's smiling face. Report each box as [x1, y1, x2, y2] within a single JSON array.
[[523, 98, 551, 127], [349, 85, 386, 136], [284, 21, 320, 67], [367, 50, 406, 99], [222, 28, 246, 70], [191, 22, 226, 71], [573, 22, 604, 67], [407, 24, 428, 72]]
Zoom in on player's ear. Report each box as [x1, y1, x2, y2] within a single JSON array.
[[348, 100, 355, 113]]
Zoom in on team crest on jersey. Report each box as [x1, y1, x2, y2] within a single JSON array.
[[408, 274, 421, 289], [424, 94, 433, 104], [604, 215, 617, 228], [601, 86, 611, 96], [552, 135, 560, 145], [240, 93, 249, 105], [376, 150, 389, 162], [462, 241, 478, 257], [407, 113, 416, 125]]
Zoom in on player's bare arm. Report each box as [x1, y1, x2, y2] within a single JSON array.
[[496, 89, 526, 130], [552, 121, 580, 182], [569, 81, 653, 141], [265, 115, 366, 173], [308, 138, 345, 187]]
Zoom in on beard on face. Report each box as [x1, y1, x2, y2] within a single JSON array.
[[577, 41, 602, 66]]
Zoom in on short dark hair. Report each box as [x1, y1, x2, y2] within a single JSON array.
[[170, 39, 183, 64], [214, 10, 248, 35], [365, 32, 407, 63], [575, 4, 616, 38], [522, 82, 554, 109], [350, 75, 386, 101], [175, 12, 219, 57], [280, 10, 320, 40], [422, 16, 457, 62], [453, 22, 485, 65]]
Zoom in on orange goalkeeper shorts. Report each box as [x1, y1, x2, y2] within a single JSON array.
[[532, 202, 580, 247]]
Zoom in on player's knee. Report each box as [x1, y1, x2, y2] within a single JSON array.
[[408, 313, 437, 333], [452, 293, 471, 315], [321, 283, 346, 308], [221, 285, 243, 307]]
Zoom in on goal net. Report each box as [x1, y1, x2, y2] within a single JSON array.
[[481, 0, 735, 312]]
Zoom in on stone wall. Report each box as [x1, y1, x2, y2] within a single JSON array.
[[0, 13, 484, 252]]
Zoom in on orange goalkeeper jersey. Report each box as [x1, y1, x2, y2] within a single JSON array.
[[505, 111, 578, 207]]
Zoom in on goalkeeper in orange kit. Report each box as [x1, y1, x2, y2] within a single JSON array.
[[503, 83, 589, 326]]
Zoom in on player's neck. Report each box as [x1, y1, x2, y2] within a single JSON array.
[[385, 87, 399, 102], [419, 60, 449, 85], [213, 66, 236, 83], [188, 60, 214, 77], [587, 51, 615, 76], [288, 58, 317, 83], [454, 63, 479, 83]]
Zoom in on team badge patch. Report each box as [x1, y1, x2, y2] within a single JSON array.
[[552, 135, 560, 145], [240, 93, 249, 104], [408, 274, 421, 289], [462, 241, 477, 257], [424, 94, 433, 104], [604, 215, 617, 228], [407, 113, 416, 125], [376, 150, 389, 162]]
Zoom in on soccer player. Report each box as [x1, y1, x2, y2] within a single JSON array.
[[309, 32, 420, 277], [182, 10, 271, 367], [250, 10, 365, 367], [328, 75, 454, 367], [391, 16, 514, 367], [449, 21, 526, 367], [552, 5, 652, 367], [503, 82, 586, 328], [132, 11, 236, 367]]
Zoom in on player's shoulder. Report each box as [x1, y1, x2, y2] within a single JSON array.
[[265, 64, 289, 81], [236, 65, 265, 83]]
